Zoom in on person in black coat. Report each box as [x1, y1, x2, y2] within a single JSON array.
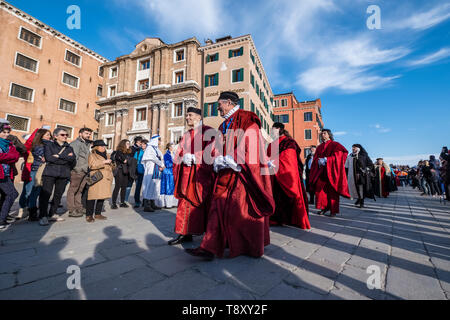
[[345, 144, 375, 208], [39, 128, 76, 226], [305, 146, 316, 205], [111, 140, 133, 209]]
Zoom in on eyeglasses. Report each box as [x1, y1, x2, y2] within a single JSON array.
[[59, 134, 68, 137]]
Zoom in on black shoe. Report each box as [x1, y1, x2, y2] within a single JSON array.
[[134, 203, 141, 208], [359, 200, 365, 208], [6, 215, 15, 223], [355, 199, 361, 205], [185, 247, 214, 261], [316, 208, 329, 215], [144, 206, 155, 212], [150, 200, 162, 211], [0, 221, 10, 229], [111, 204, 119, 210], [120, 203, 129, 208], [168, 235, 193, 246]]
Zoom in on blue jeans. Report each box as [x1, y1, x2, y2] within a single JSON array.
[[134, 174, 144, 205], [28, 171, 41, 209], [19, 176, 34, 209]]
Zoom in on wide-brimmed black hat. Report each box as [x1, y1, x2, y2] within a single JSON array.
[[92, 140, 107, 148], [218, 91, 240, 104]]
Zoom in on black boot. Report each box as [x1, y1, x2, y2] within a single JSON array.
[[355, 199, 361, 206], [168, 235, 193, 246], [150, 200, 161, 211], [359, 199, 365, 208], [28, 208, 39, 222]]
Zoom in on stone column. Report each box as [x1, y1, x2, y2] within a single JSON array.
[[151, 103, 159, 136], [159, 102, 169, 147]]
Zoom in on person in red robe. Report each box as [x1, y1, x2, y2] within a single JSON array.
[[374, 158, 391, 198], [168, 107, 216, 246], [268, 123, 310, 229], [186, 92, 275, 260], [309, 129, 350, 217]]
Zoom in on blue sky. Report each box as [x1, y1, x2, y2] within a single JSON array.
[[8, 0, 450, 165]]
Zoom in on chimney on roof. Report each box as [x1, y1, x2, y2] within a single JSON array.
[[216, 35, 232, 43], [205, 39, 213, 45]]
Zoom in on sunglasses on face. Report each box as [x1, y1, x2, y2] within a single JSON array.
[[59, 134, 68, 137]]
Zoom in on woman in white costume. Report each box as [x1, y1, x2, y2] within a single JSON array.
[[141, 135, 164, 212]]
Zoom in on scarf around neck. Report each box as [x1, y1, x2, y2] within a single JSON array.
[[0, 138, 10, 152], [95, 150, 107, 160]]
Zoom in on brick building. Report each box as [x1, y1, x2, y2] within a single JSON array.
[[200, 35, 274, 140], [96, 37, 202, 151], [0, 0, 108, 141], [273, 93, 324, 162]]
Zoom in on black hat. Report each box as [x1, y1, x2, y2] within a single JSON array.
[[272, 122, 285, 130], [218, 91, 240, 104], [187, 107, 202, 115], [92, 140, 107, 148], [376, 158, 383, 161]]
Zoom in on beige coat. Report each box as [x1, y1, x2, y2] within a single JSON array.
[[87, 152, 114, 201]]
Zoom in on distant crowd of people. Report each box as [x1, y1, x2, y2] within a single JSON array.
[[0, 91, 448, 261]]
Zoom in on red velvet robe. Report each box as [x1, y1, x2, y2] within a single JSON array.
[[200, 110, 275, 258], [173, 125, 215, 236], [268, 136, 310, 229], [309, 140, 350, 214], [21, 129, 38, 183]]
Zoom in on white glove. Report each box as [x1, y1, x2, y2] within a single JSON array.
[[213, 155, 225, 173], [268, 160, 276, 169], [183, 153, 195, 167], [224, 155, 242, 172], [318, 157, 327, 167]]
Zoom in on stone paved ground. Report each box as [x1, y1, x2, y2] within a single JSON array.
[[0, 186, 449, 300]]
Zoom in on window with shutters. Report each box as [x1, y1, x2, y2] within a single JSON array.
[[110, 67, 118, 78], [9, 83, 34, 102], [6, 114, 30, 132], [174, 70, 184, 84], [65, 50, 81, 67], [97, 85, 103, 97], [203, 102, 218, 117], [281, 99, 288, 107], [15, 53, 38, 73], [19, 27, 41, 48], [106, 138, 113, 150], [280, 114, 289, 123], [304, 112, 313, 122], [139, 59, 150, 70], [206, 53, 219, 63], [251, 101, 255, 113], [174, 49, 185, 62], [205, 73, 219, 87], [99, 66, 104, 77], [62, 72, 79, 88], [106, 113, 115, 126], [229, 47, 243, 58], [239, 98, 244, 109], [59, 98, 76, 113], [250, 50, 255, 64], [109, 85, 117, 97], [232, 69, 244, 83], [305, 129, 312, 140], [138, 79, 149, 91], [136, 108, 147, 122], [173, 102, 184, 118], [251, 72, 255, 87]]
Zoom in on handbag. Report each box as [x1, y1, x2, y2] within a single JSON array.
[[34, 147, 66, 187], [86, 170, 103, 186]]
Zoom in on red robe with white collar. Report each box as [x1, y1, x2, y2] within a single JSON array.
[[200, 110, 275, 258]]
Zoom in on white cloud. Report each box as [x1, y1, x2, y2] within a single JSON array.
[[371, 124, 391, 133], [136, 0, 226, 40], [408, 48, 450, 66], [390, 3, 450, 31], [334, 131, 348, 136]]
